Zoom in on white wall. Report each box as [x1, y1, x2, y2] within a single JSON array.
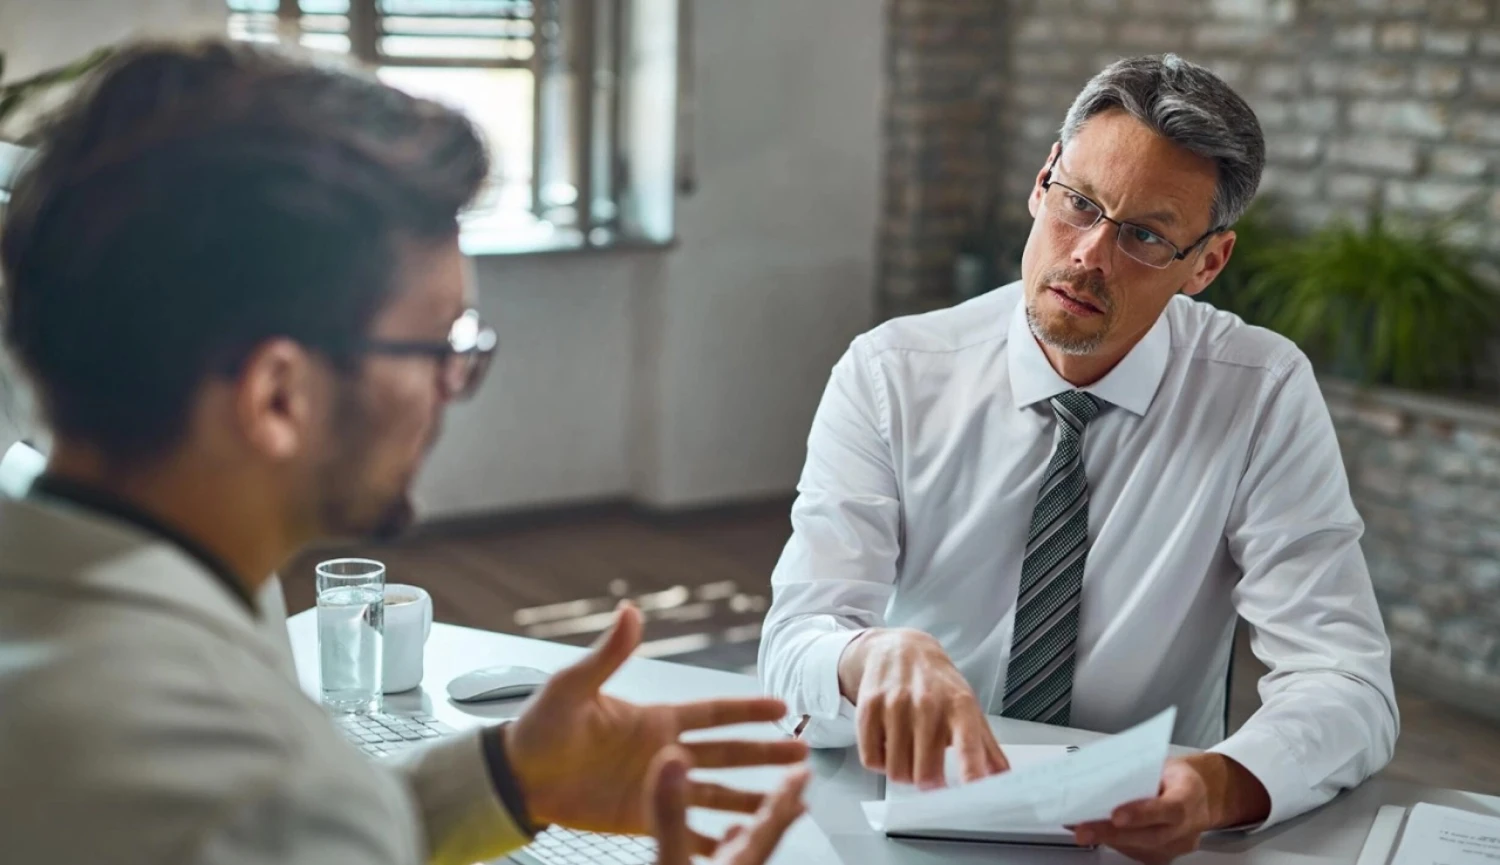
[[633, 0, 884, 507], [415, 252, 651, 517], [0, 0, 886, 515], [0, 0, 226, 79]]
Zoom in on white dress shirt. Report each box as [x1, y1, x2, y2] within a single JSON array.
[[758, 282, 1398, 829]]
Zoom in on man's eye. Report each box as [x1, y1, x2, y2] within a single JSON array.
[[1130, 226, 1166, 246], [1067, 193, 1094, 212]]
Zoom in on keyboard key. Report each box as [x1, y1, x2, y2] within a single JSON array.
[[335, 711, 453, 754]]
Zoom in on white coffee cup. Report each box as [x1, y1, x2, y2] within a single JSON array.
[[382, 583, 433, 693]]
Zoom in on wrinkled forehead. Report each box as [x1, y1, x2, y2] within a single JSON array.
[[1056, 109, 1220, 233]]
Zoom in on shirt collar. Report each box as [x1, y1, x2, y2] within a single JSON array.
[[28, 474, 258, 614], [1007, 293, 1171, 417]]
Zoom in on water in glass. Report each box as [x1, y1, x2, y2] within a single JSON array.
[[317, 559, 385, 714]]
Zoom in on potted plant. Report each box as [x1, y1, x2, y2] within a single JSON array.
[[1231, 214, 1500, 391], [1201, 197, 1294, 324]]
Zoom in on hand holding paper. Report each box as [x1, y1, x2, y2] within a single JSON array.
[[862, 707, 1177, 841]]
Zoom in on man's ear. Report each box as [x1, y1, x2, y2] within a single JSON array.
[[234, 338, 323, 462], [1029, 142, 1063, 219], [1182, 231, 1236, 298]]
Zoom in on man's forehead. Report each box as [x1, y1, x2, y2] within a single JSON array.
[[1057, 112, 1218, 227], [373, 237, 469, 333]]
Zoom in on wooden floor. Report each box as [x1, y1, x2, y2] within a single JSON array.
[[285, 501, 1500, 795]]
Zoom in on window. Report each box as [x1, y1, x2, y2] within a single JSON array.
[[0, 141, 28, 206], [227, 0, 681, 253]]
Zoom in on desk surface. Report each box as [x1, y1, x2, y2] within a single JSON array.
[[287, 613, 1500, 865]]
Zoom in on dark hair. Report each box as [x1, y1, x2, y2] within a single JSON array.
[[0, 39, 489, 463]]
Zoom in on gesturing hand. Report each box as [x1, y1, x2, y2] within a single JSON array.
[[838, 629, 1009, 790], [504, 604, 809, 856], [650, 747, 810, 865]]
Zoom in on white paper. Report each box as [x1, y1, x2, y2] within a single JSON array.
[[883, 745, 1078, 802], [862, 706, 1176, 836], [870, 745, 1080, 843], [1392, 804, 1500, 865]]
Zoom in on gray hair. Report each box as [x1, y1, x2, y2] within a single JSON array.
[[1059, 53, 1265, 230]]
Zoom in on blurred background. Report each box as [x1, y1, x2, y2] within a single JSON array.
[[0, 0, 1496, 794]]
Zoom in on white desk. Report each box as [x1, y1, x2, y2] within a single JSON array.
[[288, 613, 1500, 865]]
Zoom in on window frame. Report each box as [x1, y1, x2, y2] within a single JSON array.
[[240, 0, 680, 256]]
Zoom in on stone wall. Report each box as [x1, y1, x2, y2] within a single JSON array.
[[1326, 380, 1500, 720], [878, 0, 1500, 315]]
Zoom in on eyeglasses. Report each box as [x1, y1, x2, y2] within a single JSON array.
[[1040, 163, 1223, 269], [362, 308, 497, 401]]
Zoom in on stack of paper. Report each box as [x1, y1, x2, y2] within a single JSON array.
[[1391, 804, 1500, 865], [862, 707, 1177, 843]]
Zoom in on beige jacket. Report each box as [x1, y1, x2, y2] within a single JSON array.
[[0, 495, 529, 864]]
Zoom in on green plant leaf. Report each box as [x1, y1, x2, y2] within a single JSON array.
[[1219, 207, 1499, 390]]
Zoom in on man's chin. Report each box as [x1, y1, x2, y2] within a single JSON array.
[[1027, 304, 1108, 356]]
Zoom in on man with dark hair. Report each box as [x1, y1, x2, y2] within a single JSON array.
[[0, 40, 807, 865], [761, 53, 1397, 862]]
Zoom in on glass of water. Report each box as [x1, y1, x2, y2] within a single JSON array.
[[317, 558, 385, 714]]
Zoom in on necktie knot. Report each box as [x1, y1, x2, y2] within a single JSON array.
[[1050, 391, 1102, 434]]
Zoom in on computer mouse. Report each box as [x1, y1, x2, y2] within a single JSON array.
[[446, 665, 552, 703]]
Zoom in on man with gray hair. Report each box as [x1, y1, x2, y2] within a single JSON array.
[[759, 54, 1397, 861]]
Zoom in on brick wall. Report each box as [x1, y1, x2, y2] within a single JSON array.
[[877, 0, 1500, 315], [878, 0, 1008, 319], [1325, 380, 1500, 721], [1005, 0, 1500, 241]]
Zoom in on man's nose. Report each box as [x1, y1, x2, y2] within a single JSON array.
[[1071, 219, 1115, 279]]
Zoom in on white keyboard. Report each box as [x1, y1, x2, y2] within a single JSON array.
[[333, 711, 658, 865], [333, 710, 452, 757], [510, 827, 657, 865]]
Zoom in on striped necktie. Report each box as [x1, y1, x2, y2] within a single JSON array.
[[1001, 390, 1103, 725]]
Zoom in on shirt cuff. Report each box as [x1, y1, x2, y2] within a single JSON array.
[[1209, 724, 1307, 832], [776, 628, 865, 746], [389, 727, 534, 865]]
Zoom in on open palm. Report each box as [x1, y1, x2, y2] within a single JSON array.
[[504, 605, 808, 855]]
